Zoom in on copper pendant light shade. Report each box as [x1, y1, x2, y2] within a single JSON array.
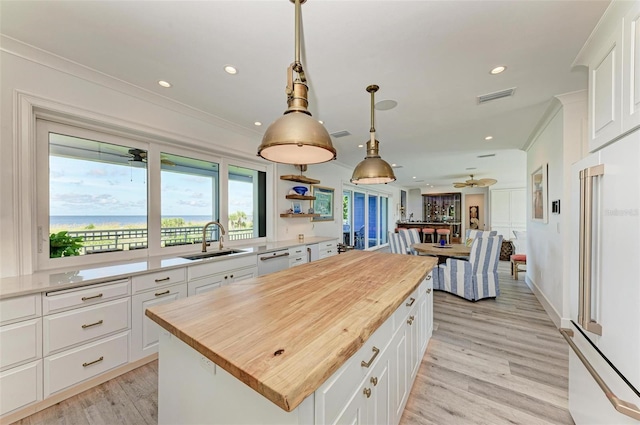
[[257, 0, 336, 165], [351, 85, 396, 185]]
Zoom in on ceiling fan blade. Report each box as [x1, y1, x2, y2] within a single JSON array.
[[477, 178, 497, 187], [453, 183, 468, 188]]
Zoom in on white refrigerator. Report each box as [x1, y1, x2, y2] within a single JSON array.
[[567, 130, 640, 424]]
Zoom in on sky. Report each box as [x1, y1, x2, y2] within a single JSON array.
[[49, 156, 253, 217]]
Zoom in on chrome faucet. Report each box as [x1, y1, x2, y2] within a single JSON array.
[[202, 221, 226, 252]]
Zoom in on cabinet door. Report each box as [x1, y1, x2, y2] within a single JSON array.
[[229, 267, 257, 284], [366, 353, 390, 425], [333, 383, 365, 425], [623, 2, 640, 132], [589, 23, 624, 152], [188, 274, 225, 296], [407, 307, 420, 381], [131, 283, 187, 361], [0, 360, 42, 416], [390, 327, 408, 424]]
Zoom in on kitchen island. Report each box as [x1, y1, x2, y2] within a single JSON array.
[[146, 250, 437, 425]]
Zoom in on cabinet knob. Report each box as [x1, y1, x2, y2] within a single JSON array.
[[407, 315, 415, 325], [426, 288, 432, 294], [230, 274, 234, 278], [370, 376, 378, 386], [363, 388, 371, 398]]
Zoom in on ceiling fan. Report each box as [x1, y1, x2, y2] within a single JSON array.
[[127, 148, 176, 166], [453, 174, 497, 188]]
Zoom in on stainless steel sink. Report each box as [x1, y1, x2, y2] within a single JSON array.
[[180, 249, 246, 261]]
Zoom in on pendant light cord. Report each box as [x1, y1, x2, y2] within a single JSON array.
[[370, 89, 376, 133], [294, 0, 302, 74]]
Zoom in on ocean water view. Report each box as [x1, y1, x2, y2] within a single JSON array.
[[51, 215, 213, 228]]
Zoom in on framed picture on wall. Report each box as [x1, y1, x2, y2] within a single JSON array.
[[311, 186, 335, 221], [531, 164, 548, 223]]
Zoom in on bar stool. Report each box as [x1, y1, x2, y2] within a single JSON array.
[[436, 229, 450, 244], [421, 228, 435, 243]]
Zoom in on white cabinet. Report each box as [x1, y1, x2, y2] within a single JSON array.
[[132, 268, 185, 294], [41, 279, 132, 399], [131, 283, 187, 362], [188, 273, 225, 296], [0, 294, 43, 417], [622, 2, 640, 132], [319, 240, 338, 260], [288, 245, 309, 268], [575, 1, 640, 151]]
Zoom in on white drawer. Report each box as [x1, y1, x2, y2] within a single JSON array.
[[44, 331, 129, 398], [0, 360, 42, 416], [43, 298, 130, 356], [315, 317, 393, 424], [288, 245, 307, 257], [132, 268, 185, 294], [0, 294, 41, 326], [0, 318, 42, 371], [393, 286, 420, 331], [289, 255, 308, 267], [188, 255, 257, 280], [43, 279, 130, 314]]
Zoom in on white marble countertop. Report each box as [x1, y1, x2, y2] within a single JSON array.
[[0, 236, 337, 300]]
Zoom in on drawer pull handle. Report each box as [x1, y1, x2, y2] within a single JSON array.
[[155, 277, 171, 283], [230, 275, 234, 279], [81, 319, 104, 329], [426, 288, 432, 294], [407, 315, 415, 325], [370, 376, 378, 386], [81, 293, 103, 301], [82, 356, 104, 368], [155, 290, 170, 297], [361, 346, 380, 368], [261, 253, 290, 260], [406, 297, 416, 307], [363, 388, 371, 398], [426, 275, 432, 280]]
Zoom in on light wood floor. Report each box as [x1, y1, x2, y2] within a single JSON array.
[[15, 261, 572, 425]]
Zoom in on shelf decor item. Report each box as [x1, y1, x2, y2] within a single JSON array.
[[311, 185, 334, 221], [292, 186, 308, 195]]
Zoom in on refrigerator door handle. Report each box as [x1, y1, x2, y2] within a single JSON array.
[[560, 328, 640, 421], [578, 164, 604, 335]]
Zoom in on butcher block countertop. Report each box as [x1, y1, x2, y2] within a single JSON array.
[[145, 250, 436, 412]]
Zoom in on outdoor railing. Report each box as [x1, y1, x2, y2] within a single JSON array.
[[67, 226, 254, 255]]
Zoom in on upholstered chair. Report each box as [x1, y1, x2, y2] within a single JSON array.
[[398, 228, 422, 255], [388, 231, 409, 254], [433, 235, 503, 301], [465, 229, 498, 239]]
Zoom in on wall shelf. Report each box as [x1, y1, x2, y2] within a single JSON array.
[[279, 213, 320, 218], [285, 194, 316, 200], [280, 175, 321, 185]]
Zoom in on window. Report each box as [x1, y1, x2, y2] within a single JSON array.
[[39, 122, 149, 264], [343, 186, 389, 250], [160, 152, 219, 248], [36, 118, 269, 270], [227, 165, 266, 240]]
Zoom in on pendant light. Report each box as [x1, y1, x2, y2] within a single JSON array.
[[257, 0, 336, 165], [350, 85, 396, 184]]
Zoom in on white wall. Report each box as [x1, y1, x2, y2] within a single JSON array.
[[525, 91, 587, 326], [406, 189, 422, 221]]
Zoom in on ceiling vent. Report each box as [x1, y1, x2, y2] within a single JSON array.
[[330, 130, 351, 138], [477, 153, 496, 158], [477, 87, 516, 104]]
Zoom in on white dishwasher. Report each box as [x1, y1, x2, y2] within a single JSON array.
[[257, 249, 290, 276]]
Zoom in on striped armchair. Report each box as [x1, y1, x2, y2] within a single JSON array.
[[433, 235, 503, 301], [465, 229, 498, 239], [388, 231, 409, 254], [398, 228, 422, 255]]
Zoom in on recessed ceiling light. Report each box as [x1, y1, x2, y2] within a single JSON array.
[[158, 80, 172, 88], [466, 167, 477, 170], [391, 163, 397, 167], [224, 65, 238, 75], [318, 120, 324, 124], [375, 100, 398, 111], [485, 136, 493, 140], [254, 121, 262, 126], [490, 66, 506, 75], [358, 144, 364, 148], [412, 176, 416, 179]]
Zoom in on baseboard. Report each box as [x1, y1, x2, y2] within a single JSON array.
[[525, 276, 562, 328], [1, 354, 157, 425]]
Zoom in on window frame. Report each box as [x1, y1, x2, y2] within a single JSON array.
[[35, 118, 270, 271], [342, 183, 391, 251]]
